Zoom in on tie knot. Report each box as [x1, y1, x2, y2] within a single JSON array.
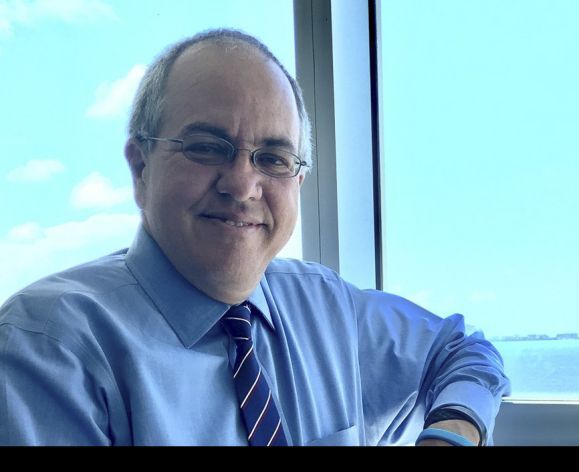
[[222, 303, 253, 343]]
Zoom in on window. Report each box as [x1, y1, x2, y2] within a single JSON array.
[[0, 0, 298, 305], [378, 0, 579, 400]]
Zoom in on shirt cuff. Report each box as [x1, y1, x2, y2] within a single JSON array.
[[429, 381, 502, 446], [424, 406, 485, 445]]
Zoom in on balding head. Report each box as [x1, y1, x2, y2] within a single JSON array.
[[128, 29, 312, 170]]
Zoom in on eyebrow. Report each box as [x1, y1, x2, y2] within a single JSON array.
[[178, 122, 297, 152]]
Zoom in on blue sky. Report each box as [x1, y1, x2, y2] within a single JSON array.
[[1, 0, 577, 338], [380, 0, 579, 337], [0, 0, 297, 305]]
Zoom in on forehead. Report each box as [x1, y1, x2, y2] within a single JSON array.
[[160, 42, 300, 146]]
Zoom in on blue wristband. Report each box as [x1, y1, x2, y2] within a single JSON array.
[[416, 427, 476, 447]]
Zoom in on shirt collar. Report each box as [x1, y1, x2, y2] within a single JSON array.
[[125, 226, 274, 348]]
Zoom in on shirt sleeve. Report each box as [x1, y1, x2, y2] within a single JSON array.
[[350, 286, 510, 446], [0, 323, 114, 445]]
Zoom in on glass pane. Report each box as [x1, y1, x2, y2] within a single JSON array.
[[379, 0, 579, 400], [0, 0, 299, 304]]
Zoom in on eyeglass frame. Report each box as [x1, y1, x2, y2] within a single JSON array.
[[137, 133, 309, 179]]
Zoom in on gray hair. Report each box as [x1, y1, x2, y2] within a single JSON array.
[[128, 28, 312, 170]]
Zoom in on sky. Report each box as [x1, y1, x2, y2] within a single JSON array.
[[0, 0, 297, 305], [1, 0, 578, 339], [380, 0, 579, 337]]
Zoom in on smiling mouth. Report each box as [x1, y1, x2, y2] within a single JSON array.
[[221, 219, 255, 227], [203, 215, 262, 228]]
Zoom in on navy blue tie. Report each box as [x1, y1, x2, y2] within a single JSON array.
[[222, 303, 287, 446]]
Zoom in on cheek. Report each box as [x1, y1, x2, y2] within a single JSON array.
[[147, 162, 215, 212], [271, 185, 300, 229]]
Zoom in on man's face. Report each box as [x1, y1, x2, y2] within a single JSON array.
[[128, 44, 303, 304]]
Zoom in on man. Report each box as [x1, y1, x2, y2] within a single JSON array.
[[0, 29, 509, 446]]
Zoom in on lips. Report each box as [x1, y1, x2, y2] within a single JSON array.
[[202, 212, 264, 228], [221, 219, 255, 227]]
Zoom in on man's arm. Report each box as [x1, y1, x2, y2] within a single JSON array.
[[352, 287, 510, 446], [416, 419, 480, 446], [0, 323, 115, 445]]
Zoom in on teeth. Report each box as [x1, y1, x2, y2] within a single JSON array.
[[224, 219, 253, 227]]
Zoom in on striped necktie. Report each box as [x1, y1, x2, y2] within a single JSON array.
[[222, 303, 287, 446]]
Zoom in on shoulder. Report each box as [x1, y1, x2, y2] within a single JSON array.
[[0, 249, 136, 333], [354, 287, 435, 315], [263, 258, 418, 310], [263, 258, 355, 315], [264, 260, 453, 328], [265, 259, 421, 308], [265, 258, 343, 283]]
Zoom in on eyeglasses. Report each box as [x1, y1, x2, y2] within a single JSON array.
[[138, 133, 308, 178]]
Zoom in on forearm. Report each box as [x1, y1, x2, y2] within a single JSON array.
[[422, 317, 510, 442], [416, 419, 480, 447]]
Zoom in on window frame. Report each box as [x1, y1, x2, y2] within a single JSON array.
[[294, 0, 379, 290], [293, 0, 579, 446]]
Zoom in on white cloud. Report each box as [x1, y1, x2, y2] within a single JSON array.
[[86, 64, 146, 119], [39, 212, 139, 250], [0, 0, 116, 38], [34, 0, 115, 22], [70, 171, 132, 209], [0, 212, 140, 304], [6, 159, 65, 182], [7, 222, 42, 242]]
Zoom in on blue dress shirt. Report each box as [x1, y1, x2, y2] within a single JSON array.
[[0, 227, 509, 445]]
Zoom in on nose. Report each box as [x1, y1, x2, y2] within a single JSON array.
[[215, 149, 263, 202]]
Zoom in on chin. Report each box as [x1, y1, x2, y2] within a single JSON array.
[[200, 268, 261, 304], [201, 252, 265, 283]]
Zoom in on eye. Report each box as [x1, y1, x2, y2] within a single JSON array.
[[182, 136, 231, 162], [184, 142, 228, 155], [255, 153, 291, 168]]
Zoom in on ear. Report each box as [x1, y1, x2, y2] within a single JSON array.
[[298, 172, 305, 187], [124, 138, 149, 210]]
